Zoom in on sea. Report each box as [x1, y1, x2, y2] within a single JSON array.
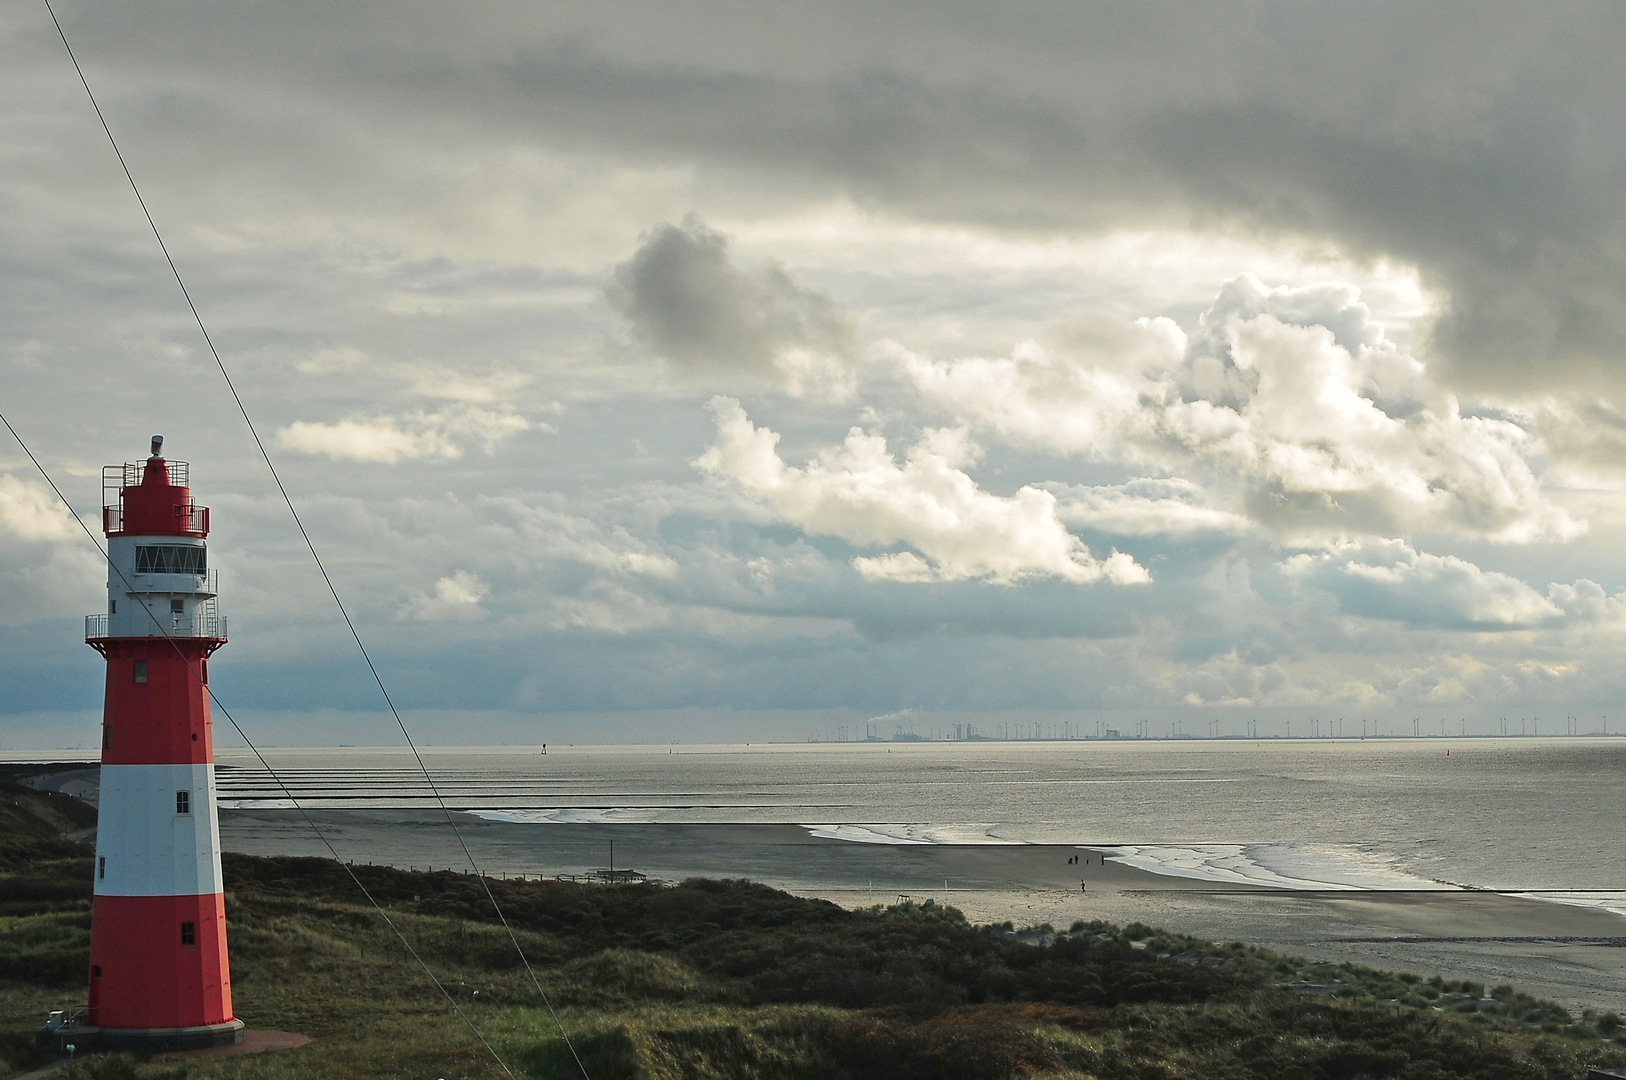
[[174, 737, 1626, 910]]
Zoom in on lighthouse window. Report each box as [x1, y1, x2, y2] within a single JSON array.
[[176, 790, 191, 815], [180, 921, 195, 946], [135, 545, 206, 574], [98, 856, 105, 880], [133, 660, 148, 684]]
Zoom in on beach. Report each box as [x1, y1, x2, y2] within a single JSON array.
[[218, 807, 1626, 1017], [22, 739, 1626, 1017]]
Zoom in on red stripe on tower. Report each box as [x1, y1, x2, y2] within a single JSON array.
[[83, 437, 242, 1048]]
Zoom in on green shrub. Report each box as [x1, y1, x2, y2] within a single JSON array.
[[516, 1028, 640, 1080], [559, 948, 722, 1005], [0, 912, 91, 984]]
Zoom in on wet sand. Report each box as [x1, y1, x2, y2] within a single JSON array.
[[219, 808, 1626, 1016]]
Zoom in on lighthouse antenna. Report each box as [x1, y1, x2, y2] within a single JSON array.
[[39, 10, 585, 1075]]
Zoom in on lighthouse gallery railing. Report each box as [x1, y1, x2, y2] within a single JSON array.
[[86, 611, 228, 641]]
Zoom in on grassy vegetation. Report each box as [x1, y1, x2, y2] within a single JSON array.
[[4, 766, 1626, 1079]]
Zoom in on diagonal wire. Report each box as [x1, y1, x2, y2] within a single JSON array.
[[0, 409, 516, 1078], [40, 3, 588, 1075]]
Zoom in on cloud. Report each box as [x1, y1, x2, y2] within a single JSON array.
[[1529, 396, 1626, 489], [898, 276, 1581, 544], [0, 474, 79, 542], [1282, 539, 1586, 631], [399, 570, 489, 621], [607, 218, 859, 396], [276, 407, 529, 463], [884, 315, 1188, 461], [10, 5, 1626, 732], [1545, 579, 1626, 625], [0, 475, 105, 626], [334, 8, 1626, 386], [289, 348, 536, 408], [30, 5, 1626, 382], [1165, 653, 1290, 708], [482, 497, 679, 579], [695, 396, 1148, 586], [548, 583, 671, 634], [406, 367, 533, 406], [1047, 478, 1251, 539]]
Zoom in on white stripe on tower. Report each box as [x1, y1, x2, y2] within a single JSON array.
[[94, 764, 223, 896]]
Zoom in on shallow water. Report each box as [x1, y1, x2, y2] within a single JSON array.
[[197, 737, 1626, 899]]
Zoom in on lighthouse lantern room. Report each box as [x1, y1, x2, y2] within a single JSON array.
[[74, 437, 243, 1050]]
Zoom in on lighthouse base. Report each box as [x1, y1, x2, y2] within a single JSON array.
[[38, 1018, 244, 1053]]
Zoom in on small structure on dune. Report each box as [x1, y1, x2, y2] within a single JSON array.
[[592, 868, 647, 884]]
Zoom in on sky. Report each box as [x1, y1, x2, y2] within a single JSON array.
[[5, 2, 1626, 747]]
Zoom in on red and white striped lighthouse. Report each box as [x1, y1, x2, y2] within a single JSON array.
[[83, 436, 243, 1048]]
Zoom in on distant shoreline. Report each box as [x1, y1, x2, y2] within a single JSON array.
[[5, 732, 1626, 760]]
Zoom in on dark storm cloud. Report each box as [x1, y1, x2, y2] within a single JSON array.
[[590, 5, 1621, 390], [33, 2, 1626, 391], [606, 217, 856, 381], [425, 5, 1626, 389]]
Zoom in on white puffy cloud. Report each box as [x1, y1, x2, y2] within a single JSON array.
[[276, 407, 530, 463], [278, 418, 448, 463], [695, 396, 1148, 586], [398, 570, 489, 621], [0, 474, 106, 625], [0, 474, 80, 542], [1545, 579, 1626, 624], [885, 315, 1187, 461], [1279, 539, 1622, 631], [1047, 478, 1252, 539], [896, 275, 1581, 544], [607, 217, 859, 398]]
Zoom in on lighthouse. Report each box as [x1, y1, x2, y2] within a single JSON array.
[[79, 436, 243, 1049]]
